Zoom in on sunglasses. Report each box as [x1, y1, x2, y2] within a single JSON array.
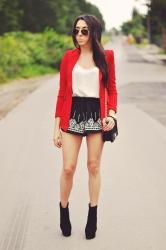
[[73, 28, 89, 36]]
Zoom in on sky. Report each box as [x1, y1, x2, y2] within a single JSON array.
[[86, 0, 148, 31]]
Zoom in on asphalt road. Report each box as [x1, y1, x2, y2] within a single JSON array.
[[0, 35, 166, 250]]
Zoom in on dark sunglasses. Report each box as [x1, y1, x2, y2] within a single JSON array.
[[73, 28, 89, 36]]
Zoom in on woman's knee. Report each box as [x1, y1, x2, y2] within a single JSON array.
[[63, 164, 76, 178], [87, 159, 100, 175]]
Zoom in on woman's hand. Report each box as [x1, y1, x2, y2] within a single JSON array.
[[102, 116, 115, 131], [53, 128, 62, 148]]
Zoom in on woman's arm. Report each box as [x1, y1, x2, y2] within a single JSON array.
[[53, 117, 62, 148], [108, 109, 116, 117], [107, 50, 118, 115], [54, 117, 60, 130]]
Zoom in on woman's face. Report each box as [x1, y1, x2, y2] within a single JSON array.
[[74, 19, 91, 47]]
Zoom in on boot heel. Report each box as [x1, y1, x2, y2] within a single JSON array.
[[59, 201, 72, 236], [85, 203, 97, 239]]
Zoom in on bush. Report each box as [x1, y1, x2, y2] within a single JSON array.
[[0, 28, 73, 83]]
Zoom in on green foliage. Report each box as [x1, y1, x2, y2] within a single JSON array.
[[0, 29, 73, 83], [0, 0, 105, 35], [0, 0, 23, 35], [19, 64, 56, 78], [101, 34, 111, 45], [121, 7, 146, 43]]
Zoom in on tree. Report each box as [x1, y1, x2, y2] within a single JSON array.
[[18, 0, 105, 34], [121, 7, 146, 43], [0, 0, 105, 35], [0, 0, 23, 35], [148, 0, 166, 48]]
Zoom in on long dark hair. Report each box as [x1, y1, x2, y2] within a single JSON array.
[[72, 14, 109, 89]]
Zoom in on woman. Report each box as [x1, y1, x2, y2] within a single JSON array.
[[53, 14, 118, 239]]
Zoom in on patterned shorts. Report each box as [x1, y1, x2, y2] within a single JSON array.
[[61, 96, 103, 136]]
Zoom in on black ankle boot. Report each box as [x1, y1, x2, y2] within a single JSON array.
[[85, 203, 98, 239], [59, 201, 72, 236]]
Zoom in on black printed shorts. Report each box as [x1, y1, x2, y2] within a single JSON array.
[[61, 96, 103, 136]]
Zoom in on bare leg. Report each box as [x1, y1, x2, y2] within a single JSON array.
[[60, 131, 83, 207], [86, 132, 104, 206]]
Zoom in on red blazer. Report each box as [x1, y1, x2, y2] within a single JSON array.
[[55, 47, 118, 131]]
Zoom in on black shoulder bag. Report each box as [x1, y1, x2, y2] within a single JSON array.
[[102, 87, 118, 142]]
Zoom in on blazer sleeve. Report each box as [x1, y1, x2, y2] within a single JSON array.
[[54, 51, 68, 118], [107, 50, 118, 113]]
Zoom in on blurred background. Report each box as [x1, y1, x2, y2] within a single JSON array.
[[0, 1, 166, 249]]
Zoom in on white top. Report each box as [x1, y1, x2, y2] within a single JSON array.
[[72, 62, 99, 98]]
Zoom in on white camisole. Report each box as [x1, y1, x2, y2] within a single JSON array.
[[72, 62, 99, 98]]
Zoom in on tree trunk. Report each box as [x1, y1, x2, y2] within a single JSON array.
[[162, 27, 166, 52]]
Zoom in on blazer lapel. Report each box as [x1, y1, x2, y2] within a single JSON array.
[[68, 48, 80, 92]]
